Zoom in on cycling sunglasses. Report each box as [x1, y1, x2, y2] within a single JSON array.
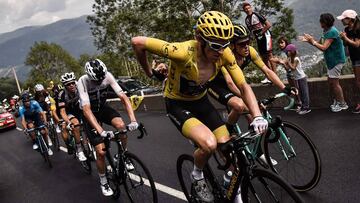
[[65, 82, 76, 87], [200, 35, 230, 51]]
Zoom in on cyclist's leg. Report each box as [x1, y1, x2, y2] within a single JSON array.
[[83, 119, 111, 194], [95, 104, 127, 148], [227, 96, 251, 124], [26, 121, 36, 141]]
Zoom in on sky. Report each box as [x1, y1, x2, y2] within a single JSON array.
[[0, 0, 94, 33]]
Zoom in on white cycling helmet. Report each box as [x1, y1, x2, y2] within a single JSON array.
[[85, 59, 107, 81], [34, 84, 44, 92], [60, 72, 76, 85]]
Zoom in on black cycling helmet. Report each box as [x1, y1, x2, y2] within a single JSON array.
[[233, 25, 250, 43], [21, 92, 31, 102], [85, 59, 107, 81]]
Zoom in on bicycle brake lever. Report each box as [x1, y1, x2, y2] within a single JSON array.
[[137, 123, 147, 139]]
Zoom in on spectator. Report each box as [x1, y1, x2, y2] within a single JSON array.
[[283, 44, 311, 115], [243, 2, 275, 84], [337, 10, 360, 113], [300, 13, 348, 112]]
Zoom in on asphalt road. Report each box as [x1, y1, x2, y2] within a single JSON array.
[[1, 108, 360, 203]]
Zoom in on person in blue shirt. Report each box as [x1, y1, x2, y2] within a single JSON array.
[[19, 92, 53, 155], [300, 13, 348, 112]]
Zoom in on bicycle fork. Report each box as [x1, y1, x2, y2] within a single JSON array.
[[276, 127, 296, 161]]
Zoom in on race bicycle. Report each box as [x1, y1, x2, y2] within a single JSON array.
[[177, 118, 304, 202], [102, 123, 158, 202], [27, 125, 52, 168]]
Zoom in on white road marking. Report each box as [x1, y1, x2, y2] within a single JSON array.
[[128, 173, 187, 201], [15, 125, 187, 201]]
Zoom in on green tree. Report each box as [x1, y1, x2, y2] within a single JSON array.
[[24, 41, 83, 89], [0, 77, 20, 99]]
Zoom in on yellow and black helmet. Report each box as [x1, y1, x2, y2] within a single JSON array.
[[233, 25, 250, 42], [196, 11, 234, 40]]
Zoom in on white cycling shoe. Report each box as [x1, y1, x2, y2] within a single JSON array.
[[125, 160, 135, 171], [48, 148, 53, 156], [101, 183, 114, 196], [33, 143, 39, 150], [76, 151, 87, 161]]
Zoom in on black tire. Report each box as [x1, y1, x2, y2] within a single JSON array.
[[263, 121, 321, 192], [176, 154, 219, 203], [39, 136, 52, 168], [241, 168, 303, 203], [177, 154, 198, 203], [123, 152, 158, 203], [49, 125, 60, 151]]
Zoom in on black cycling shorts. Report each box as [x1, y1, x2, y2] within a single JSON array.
[[83, 104, 122, 146], [208, 75, 235, 106], [165, 95, 228, 140]]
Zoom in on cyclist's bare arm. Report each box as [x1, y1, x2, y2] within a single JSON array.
[[118, 92, 137, 123], [237, 82, 262, 118], [82, 104, 104, 134], [261, 20, 271, 34], [41, 111, 47, 123], [132, 36, 152, 77], [60, 107, 71, 124], [223, 73, 242, 97], [21, 116, 27, 129]]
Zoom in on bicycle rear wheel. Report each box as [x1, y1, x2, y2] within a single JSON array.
[[49, 124, 60, 151], [263, 121, 321, 192], [241, 168, 303, 203], [123, 152, 158, 203]]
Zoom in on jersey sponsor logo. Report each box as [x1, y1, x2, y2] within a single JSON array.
[[172, 45, 178, 52], [162, 43, 170, 57]]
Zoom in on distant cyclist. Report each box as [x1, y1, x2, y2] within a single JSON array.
[[78, 59, 139, 196], [243, 2, 275, 84], [19, 92, 53, 155], [58, 72, 87, 161]]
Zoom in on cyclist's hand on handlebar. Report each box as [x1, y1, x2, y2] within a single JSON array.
[[128, 121, 139, 131], [100, 130, 114, 139], [283, 86, 298, 96], [250, 116, 268, 134]]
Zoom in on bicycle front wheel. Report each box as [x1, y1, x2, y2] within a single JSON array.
[[241, 168, 303, 203], [39, 136, 52, 168], [263, 121, 321, 192], [123, 152, 158, 203]]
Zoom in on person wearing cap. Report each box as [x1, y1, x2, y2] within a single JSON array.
[[280, 44, 311, 115], [337, 9, 360, 113], [300, 13, 348, 113], [243, 2, 275, 84]]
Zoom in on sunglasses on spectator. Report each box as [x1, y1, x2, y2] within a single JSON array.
[[200, 35, 230, 51]]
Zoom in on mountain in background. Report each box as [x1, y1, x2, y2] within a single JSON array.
[[0, 15, 97, 81]]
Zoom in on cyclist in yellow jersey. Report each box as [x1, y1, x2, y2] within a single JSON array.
[[132, 11, 268, 202], [208, 25, 297, 128]]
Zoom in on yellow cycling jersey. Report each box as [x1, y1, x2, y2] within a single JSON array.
[[145, 38, 246, 101], [222, 46, 265, 77], [48, 96, 56, 111]]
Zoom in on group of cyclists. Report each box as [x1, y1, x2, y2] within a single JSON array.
[[18, 60, 139, 196], [17, 9, 300, 202]]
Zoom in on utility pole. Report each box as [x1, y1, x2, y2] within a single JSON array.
[[12, 67, 21, 94]]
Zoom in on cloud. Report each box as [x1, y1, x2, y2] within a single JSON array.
[[0, 0, 93, 33]]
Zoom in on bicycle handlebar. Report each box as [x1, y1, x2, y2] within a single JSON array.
[[25, 125, 46, 132], [259, 92, 295, 111], [218, 116, 283, 170], [104, 122, 148, 140]]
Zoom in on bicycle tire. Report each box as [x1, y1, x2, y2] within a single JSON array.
[[177, 154, 198, 203], [241, 168, 303, 203], [49, 125, 60, 151], [263, 121, 321, 192], [39, 136, 52, 168], [79, 141, 92, 174], [123, 152, 158, 203]]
